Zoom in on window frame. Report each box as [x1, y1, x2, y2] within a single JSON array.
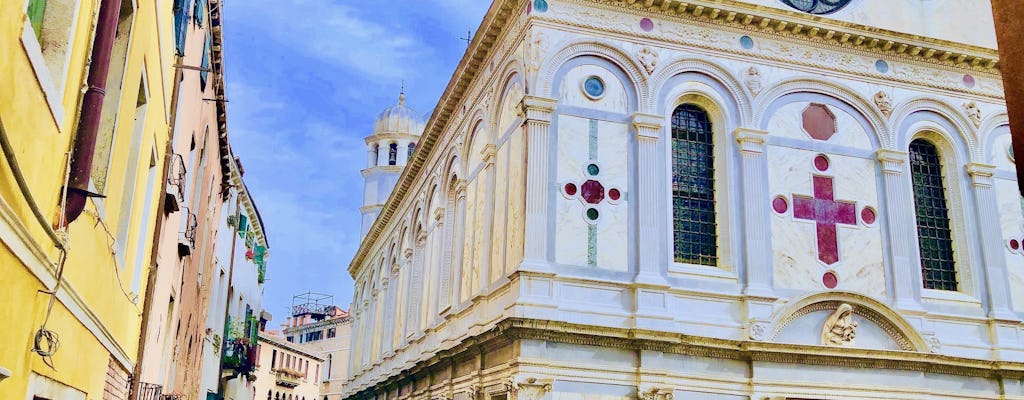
[[20, 0, 89, 128], [906, 130, 981, 305], [661, 94, 737, 281]]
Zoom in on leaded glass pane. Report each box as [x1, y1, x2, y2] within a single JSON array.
[[909, 139, 957, 291], [672, 104, 717, 266]]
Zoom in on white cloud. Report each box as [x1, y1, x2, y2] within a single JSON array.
[[230, 0, 432, 80]]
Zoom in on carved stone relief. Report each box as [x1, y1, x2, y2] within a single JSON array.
[[874, 91, 893, 117], [964, 101, 982, 127], [745, 66, 763, 96], [821, 303, 858, 347], [639, 387, 675, 400]]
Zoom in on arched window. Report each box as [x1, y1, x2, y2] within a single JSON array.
[[389, 143, 398, 165], [909, 139, 957, 291], [268, 390, 272, 400], [373, 144, 380, 166], [408, 142, 416, 159], [671, 104, 717, 266]]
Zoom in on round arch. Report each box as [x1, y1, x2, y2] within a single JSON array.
[[538, 38, 648, 110]]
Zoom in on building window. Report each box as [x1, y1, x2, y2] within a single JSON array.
[[23, 0, 89, 125], [671, 104, 717, 266], [173, 0, 190, 55], [193, 0, 206, 27], [286, 336, 294, 343], [372, 144, 379, 167], [271, 349, 277, 368], [388, 143, 398, 165], [305, 330, 322, 342], [408, 142, 416, 159], [326, 328, 336, 338], [909, 139, 957, 291]]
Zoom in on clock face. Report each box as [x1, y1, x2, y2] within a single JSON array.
[[780, 0, 853, 14]]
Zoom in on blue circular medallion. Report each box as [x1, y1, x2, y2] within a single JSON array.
[[740, 36, 754, 49], [533, 0, 548, 13], [583, 76, 605, 99], [780, 0, 853, 14], [875, 60, 889, 73]]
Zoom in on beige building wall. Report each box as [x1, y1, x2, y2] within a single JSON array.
[[253, 332, 323, 400], [281, 312, 353, 399]]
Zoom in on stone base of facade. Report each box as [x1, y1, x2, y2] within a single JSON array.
[[344, 318, 1024, 400]]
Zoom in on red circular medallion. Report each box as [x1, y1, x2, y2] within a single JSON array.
[[963, 74, 976, 88], [564, 183, 577, 196], [1011, 239, 1021, 252], [861, 207, 877, 225], [822, 271, 838, 289], [813, 154, 830, 172], [608, 188, 621, 201], [640, 18, 654, 32], [772, 196, 789, 214]]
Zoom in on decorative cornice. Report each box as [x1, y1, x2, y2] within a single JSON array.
[[581, 0, 997, 73]]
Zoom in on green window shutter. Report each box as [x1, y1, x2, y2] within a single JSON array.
[[27, 0, 47, 38], [236, 214, 248, 235]]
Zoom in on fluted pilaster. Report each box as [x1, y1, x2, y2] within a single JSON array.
[[735, 128, 773, 298], [877, 149, 925, 312], [520, 96, 557, 267]]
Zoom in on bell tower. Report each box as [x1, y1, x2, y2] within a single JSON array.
[[361, 91, 425, 238]]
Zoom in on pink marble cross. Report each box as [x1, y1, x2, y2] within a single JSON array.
[[792, 175, 857, 265]]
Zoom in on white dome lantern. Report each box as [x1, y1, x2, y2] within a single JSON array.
[[373, 93, 425, 136]]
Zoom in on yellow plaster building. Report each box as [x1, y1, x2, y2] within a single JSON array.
[[0, 0, 175, 399]]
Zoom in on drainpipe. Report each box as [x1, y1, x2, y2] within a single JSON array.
[[61, 0, 124, 227]]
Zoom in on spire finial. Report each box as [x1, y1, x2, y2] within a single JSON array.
[[399, 80, 406, 105]]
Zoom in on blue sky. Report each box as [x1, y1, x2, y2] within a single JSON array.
[[221, 0, 491, 323]]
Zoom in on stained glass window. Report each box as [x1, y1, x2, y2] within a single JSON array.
[[909, 139, 957, 291], [672, 104, 717, 266]]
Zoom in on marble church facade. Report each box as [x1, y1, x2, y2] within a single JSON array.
[[343, 1, 1022, 399]]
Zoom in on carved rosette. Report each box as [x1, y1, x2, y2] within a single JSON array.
[[637, 46, 659, 74], [508, 377, 552, 400], [747, 320, 768, 341]]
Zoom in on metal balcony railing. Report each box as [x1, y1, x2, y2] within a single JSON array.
[[136, 382, 162, 400], [164, 153, 187, 213]]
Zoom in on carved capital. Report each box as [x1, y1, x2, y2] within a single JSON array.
[[631, 112, 663, 140], [734, 128, 768, 154], [509, 377, 552, 400], [966, 162, 996, 187], [481, 144, 497, 165], [433, 207, 446, 223], [519, 96, 557, 122], [876, 149, 908, 174]]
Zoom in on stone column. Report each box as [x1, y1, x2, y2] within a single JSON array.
[[478, 145, 497, 296], [377, 141, 390, 167], [397, 139, 411, 166], [735, 128, 774, 298], [361, 292, 376, 366], [362, 298, 374, 368], [380, 267, 399, 355], [519, 96, 557, 268], [631, 113, 667, 285], [450, 182, 468, 309], [967, 163, 1017, 320], [367, 144, 377, 168], [405, 236, 427, 338], [436, 198, 455, 316], [877, 149, 925, 312]]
